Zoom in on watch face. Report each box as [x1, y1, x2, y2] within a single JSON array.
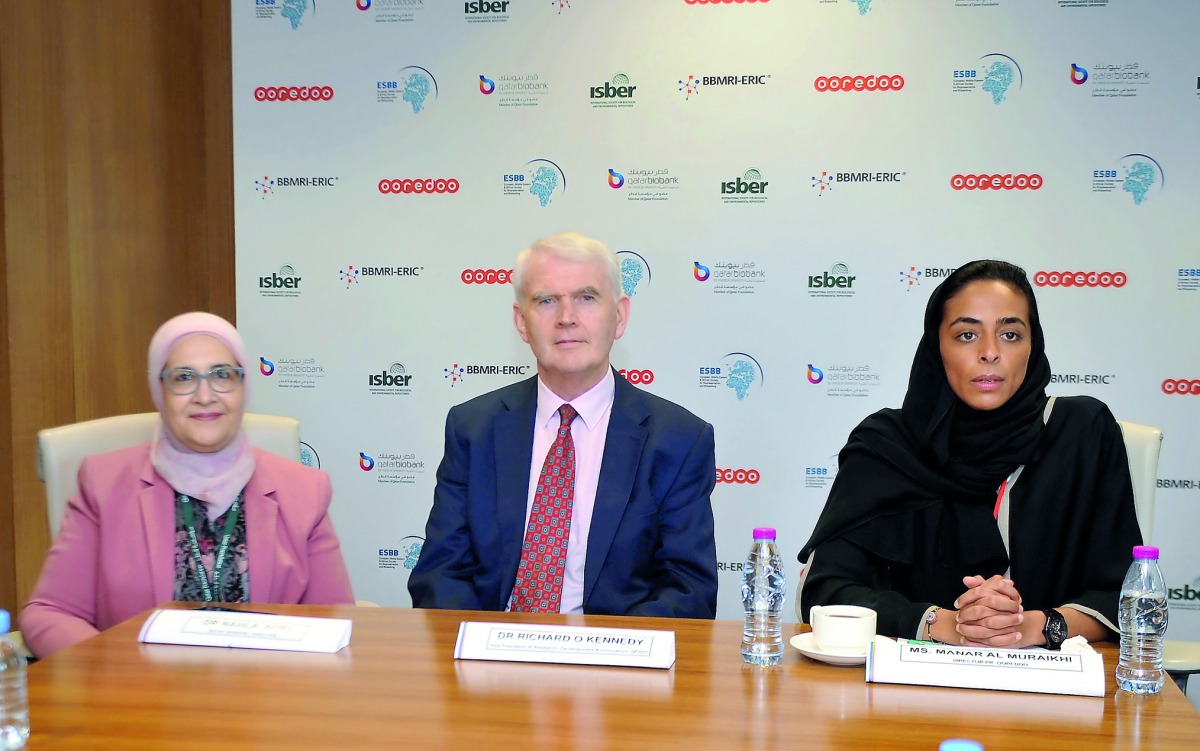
[[1045, 611, 1067, 646]]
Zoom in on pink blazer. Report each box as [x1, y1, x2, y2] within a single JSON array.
[[20, 442, 355, 658]]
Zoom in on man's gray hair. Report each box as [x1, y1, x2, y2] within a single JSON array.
[[512, 231, 622, 302]]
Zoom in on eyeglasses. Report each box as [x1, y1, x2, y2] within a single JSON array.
[[161, 366, 245, 395]]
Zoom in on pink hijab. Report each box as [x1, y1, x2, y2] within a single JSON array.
[[147, 312, 255, 521]]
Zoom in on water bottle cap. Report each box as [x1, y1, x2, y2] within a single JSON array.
[[1133, 545, 1160, 559], [0, 609, 8, 633], [939, 741, 983, 751], [752, 527, 777, 540]]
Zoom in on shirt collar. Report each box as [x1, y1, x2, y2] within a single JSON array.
[[536, 369, 615, 432]]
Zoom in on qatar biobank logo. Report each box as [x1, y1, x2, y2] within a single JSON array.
[[590, 73, 638, 109], [608, 169, 624, 189], [501, 158, 566, 207], [1092, 154, 1163, 206], [616, 250, 651, 297], [377, 66, 438, 113], [1082, 61, 1152, 99], [808, 361, 881, 398], [258, 265, 302, 298], [698, 352, 764, 401], [259, 355, 326, 390], [357, 0, 427, 25], [610, 167, 680, 202], [368, 362, 414, 396], [479, 73, 549, 107], [720, 168, 769, 204], [1070, 63, 1089, 85], [359, 450, 427, 485], [951, 53, 1023, 104]]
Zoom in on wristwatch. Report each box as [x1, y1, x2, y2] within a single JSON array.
[[1042, 608, 1068, 650]]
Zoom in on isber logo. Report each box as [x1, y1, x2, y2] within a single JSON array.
[[460, 269, 513, 284], [254, 86, 334, 102], [1034, 271, 1127, 288], [814, 75, 904, 92], [1162, 379, 1200, 395], [618, 369, 655, 385], [716, 468, 761, 484], [951, 173, 1043, 190]]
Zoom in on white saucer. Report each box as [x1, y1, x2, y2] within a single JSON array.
[[789, 633, 869, 666]]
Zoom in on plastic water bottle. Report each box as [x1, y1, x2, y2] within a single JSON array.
[[1116, 545, 1168, 694], [741, 527, 785, 666], [0, 610, 29, 750]]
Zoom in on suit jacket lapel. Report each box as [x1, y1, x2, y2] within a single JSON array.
[[139, 460, 178, 605], [243, 451, 279, 602], [584, 373, 649, 605], [493, 377, 537, 604]]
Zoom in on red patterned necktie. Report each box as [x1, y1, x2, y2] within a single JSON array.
[[510, 403, 578, 613]]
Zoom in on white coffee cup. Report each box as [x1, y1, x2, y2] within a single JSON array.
[[808, 605, 877, 655]]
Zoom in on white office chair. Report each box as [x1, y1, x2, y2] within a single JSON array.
[[1116, 420, 1199, 695], [1117, 420, 1161, 545], [37, 412, 301, 539]]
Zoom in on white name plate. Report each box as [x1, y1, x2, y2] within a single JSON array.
[[138, 608, 352, 653], [867, 636, 1105, 697], [454, 621, 676, 669]]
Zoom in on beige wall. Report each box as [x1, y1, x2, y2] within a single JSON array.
[[0, 0, 235, 614]]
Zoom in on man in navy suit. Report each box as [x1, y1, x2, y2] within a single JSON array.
[[409, 232, 717, 618]]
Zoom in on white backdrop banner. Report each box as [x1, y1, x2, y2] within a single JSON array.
[[232, 0, 1200, 631]]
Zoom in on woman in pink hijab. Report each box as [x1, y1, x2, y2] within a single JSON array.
[[21, 312, 354, 657]]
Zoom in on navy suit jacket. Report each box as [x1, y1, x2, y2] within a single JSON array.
[[409, 371, 718, 618]]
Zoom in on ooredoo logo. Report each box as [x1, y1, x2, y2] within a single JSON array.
[[951, 173, 1043, 190], [716, 468, 761, 484], [254, 86, 334, 102], [1070, 63, 1089, 85], [814, 75, 904, 92], [1034, 271, 1127, 288], [619, 369, 655, 385], [479, 75, 496, 95], [378, 178, 460, 194], [359, 453, 376, 471], [1162, 379, 1200, 395], [693, 262, 711, 282], [259, 357, 275, 376], [461, 269, 512, 284]]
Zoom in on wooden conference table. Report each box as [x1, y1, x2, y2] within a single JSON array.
[[25, 603, 1200, 749]]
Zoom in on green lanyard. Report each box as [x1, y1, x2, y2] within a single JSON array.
[[178, 492, 243, 603]]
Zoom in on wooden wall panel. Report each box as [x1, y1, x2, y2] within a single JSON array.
[[0, 0, 234, 614]]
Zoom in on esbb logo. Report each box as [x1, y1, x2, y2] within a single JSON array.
[[378, 178, 460, 195], [951, 173, 1043, 190], [619, 369, 655, 385], [716, 468, 761, 484], [814, 75, 904, 92], [254, 86, 334, 102], [1161, 379, 1200, 395], [460, 269, 512, 284], [1033, 271, 1127, 288]]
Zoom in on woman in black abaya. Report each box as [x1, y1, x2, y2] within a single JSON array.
[[797, 260, 1141, 648]]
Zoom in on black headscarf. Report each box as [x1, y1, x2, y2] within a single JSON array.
[[799, 260, 1052, 566]]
